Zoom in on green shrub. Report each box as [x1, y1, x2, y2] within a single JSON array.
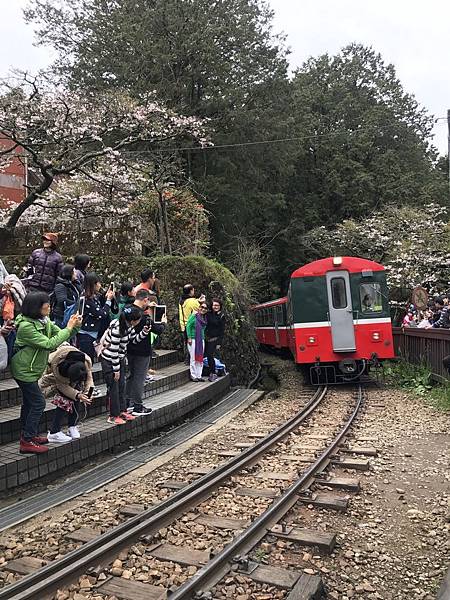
[[384, 359, 450, 410]]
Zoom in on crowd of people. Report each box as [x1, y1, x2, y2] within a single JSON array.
[[0, 233, 226, 455], [402, 294, 450, 329]]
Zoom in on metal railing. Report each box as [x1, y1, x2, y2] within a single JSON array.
[[392, 327, 450, 380]]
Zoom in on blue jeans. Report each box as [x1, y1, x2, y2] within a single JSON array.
[[15, 380, 46, 441]]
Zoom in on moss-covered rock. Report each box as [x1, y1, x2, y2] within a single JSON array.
[[2, 253, 260, 385], [113, 255, 260, 386]]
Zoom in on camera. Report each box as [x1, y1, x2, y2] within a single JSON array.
[[144, 315, 153, 328]]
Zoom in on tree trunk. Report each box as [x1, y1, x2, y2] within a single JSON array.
[[156, 210, 165, 254], [157, 191, 172, 255], [5, 172, 54, 228], [193, 210, 199, 255]]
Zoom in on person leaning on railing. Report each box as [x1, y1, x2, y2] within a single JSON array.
[[432, 296, 450, 329]]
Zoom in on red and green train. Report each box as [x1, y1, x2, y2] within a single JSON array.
[[252, 256, 394, 384]]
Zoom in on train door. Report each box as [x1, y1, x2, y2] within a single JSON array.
[[325, 271, 356, 353]]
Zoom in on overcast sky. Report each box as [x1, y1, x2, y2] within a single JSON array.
[[1, 0, 448, 154]]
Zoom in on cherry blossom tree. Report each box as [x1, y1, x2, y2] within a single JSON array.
[[303, 204, 450, 304], [0, 72, 207, 227]]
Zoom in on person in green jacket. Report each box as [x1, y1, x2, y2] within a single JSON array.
[[186, 301, 208, 381], [11, 291, 82, 454]]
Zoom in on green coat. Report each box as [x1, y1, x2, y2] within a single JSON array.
[[11, 315, 78, 382], [186, 313, 205, 341]]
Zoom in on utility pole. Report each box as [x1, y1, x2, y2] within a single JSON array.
[[448, 109, 450, 188]]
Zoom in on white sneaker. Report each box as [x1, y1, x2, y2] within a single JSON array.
[[68, 426, 80, 439], [47, 431, 72, 443]]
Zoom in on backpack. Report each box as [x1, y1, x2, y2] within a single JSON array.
[[203, 356, 226, 376], [61, 302, 77, 328]]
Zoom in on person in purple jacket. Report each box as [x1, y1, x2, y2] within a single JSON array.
[[25, 233, 63, 294]]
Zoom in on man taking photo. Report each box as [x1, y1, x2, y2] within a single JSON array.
[[126, 289, 166, 416]]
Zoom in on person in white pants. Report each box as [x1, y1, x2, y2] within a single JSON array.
[[188, 340, 204, 380], [186, 302, 208, 382]]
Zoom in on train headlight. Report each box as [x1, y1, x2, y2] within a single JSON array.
[[307, 336, 317, 345], [372, 332, 381, 341]]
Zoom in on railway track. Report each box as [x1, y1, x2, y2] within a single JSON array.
[[0, 384, 369, 600]]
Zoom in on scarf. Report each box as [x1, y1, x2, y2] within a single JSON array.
[[194, 312, 207, 362]]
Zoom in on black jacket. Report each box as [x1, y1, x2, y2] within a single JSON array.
[[52, 278, 80, 322], [205, 312, 225, 344], [433, 306, 450, 329], [127, 312, 165, 357]]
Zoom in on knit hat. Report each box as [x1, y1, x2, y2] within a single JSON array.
[[43, 232, 59, 245]]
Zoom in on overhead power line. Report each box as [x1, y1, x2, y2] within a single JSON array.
[[123, 118, 448, 155]]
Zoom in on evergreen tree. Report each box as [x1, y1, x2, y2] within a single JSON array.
[[26, 0, 292, 262]]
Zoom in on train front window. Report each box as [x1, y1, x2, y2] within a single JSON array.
[[360, 283, 383, 313], [331, 277, 347, 309]]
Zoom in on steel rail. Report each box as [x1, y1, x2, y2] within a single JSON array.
[[170, 385, 365, 599], [0, 386, 327, 600]]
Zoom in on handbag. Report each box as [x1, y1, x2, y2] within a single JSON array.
[[2, 295, 15, 321], [51, 393, 74, 413], [94, 326, 111, 358]]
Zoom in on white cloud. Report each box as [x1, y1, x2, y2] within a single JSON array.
[[0, 0, 53, 74], [0, 0, 448, 153]]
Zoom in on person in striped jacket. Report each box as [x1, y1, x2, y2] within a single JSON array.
[[100, 305, 149, 425]]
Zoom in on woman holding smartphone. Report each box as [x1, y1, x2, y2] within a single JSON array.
[[78, 273, 114, 361], [40, 345, 94, 442], [10, 292, 82, 454]]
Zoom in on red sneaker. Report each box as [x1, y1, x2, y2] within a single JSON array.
[[32, 436, 49, 445], [120, 412, 136, 421], [107, 416, 126, 425], [20, 439, 49, 454]]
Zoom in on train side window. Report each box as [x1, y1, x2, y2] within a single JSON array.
[[360, 283, 383, 313], [331, 277, 347, 309]]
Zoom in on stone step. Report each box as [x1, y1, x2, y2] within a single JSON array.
[[0, 362, 190, 445], [0, 349, 179, 409], [0, 374, 230, 492]]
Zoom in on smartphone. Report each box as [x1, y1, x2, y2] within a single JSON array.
[[154, 305, 166, 323], [87, 386, 94, 399], [109, 282, 115, 292], [78, 296, 86, 317]]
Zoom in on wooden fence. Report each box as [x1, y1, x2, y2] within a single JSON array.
[[392, 327, 450, 380]]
